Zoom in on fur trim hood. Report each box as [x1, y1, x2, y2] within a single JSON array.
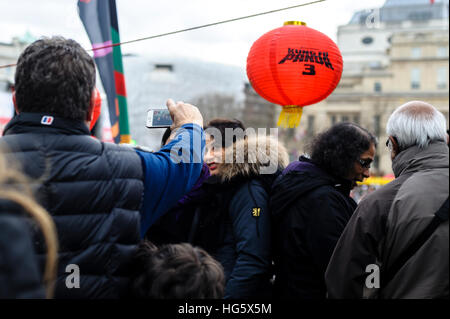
[[217, 134, 289, 182]]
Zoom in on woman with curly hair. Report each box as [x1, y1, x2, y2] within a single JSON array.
[[270, 122, 377, 299], [0, 151, 58, 298]]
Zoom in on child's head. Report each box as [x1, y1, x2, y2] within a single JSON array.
[[131, 241, 225, 299]]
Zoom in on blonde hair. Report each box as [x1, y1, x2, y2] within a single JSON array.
[[0, 151, 58, 299]]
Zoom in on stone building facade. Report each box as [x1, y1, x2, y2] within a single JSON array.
[[243, 0, 449, 175]]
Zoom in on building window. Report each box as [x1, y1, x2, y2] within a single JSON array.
[[373, 115, 381, 137], [411, 68, 421, 89], [307, 115, 315, 136], [286, 127, 295, 138], [409, 12, 432, 21], [373, 154, 380, 171], [330, 114, 360, 125], [331, 115, 337, 125], [373, 114, 381, 172], [411, 47, 421, 58], [154, 64, 174, 72], [374, 82, 382, 92], [437, 47, 447, 57], [362, 36, 374, 45], [437, 67, 447, 89]]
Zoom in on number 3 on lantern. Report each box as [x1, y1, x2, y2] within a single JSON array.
[[302, 64, 316, 76]]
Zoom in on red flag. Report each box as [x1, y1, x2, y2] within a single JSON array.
[[78, 0, 120, 143]]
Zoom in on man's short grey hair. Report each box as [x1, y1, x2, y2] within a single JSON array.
[[386, 101, 447, 150]]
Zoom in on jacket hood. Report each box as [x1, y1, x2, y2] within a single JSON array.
[[270, 156, 353, 219], [216, 134, 289, 182], [392, 141, 449, 178]]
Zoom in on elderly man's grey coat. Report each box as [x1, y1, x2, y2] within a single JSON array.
[[325, 141, 449, 299]]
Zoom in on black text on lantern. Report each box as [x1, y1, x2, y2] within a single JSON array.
[[278, 48, 334, 70]]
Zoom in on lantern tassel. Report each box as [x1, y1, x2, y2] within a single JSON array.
[[277, 105, 303, 128]]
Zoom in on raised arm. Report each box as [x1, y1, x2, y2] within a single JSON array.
[[136, 99, 205, 237]]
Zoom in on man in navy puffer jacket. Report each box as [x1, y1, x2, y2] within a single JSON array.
[[0, 36, 204, 298]]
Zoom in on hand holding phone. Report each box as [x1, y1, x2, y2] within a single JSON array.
[[166, 99, 203, 129]]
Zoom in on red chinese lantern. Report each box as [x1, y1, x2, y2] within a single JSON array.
[[246, 21, 343, 128]]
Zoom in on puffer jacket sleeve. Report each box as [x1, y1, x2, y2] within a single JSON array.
[[224, 180, 272, 299], [325, 196, 385, 299]]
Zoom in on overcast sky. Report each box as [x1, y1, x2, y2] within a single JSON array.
[[0, 0, 386, 67]]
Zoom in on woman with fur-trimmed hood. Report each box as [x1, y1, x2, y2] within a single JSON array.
[[193, 120, 289, 299], [146, 118, 289, 298]]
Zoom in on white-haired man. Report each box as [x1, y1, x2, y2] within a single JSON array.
[[325, 101, 449, 299]]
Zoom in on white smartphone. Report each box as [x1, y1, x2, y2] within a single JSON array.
[[146, 108, 173, 128]]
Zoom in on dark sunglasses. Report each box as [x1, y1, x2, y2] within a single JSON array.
[[357, 158, 372, 169]]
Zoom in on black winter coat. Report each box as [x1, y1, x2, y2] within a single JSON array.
[[270, 156, 357, 299], [148, 174, 275, 299], [1, 113, 144, 298], [0, 200, 45, 298], [193, 175, 274, 299]]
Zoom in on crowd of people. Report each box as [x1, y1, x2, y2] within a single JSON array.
[[0, 36, 448, 299]]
